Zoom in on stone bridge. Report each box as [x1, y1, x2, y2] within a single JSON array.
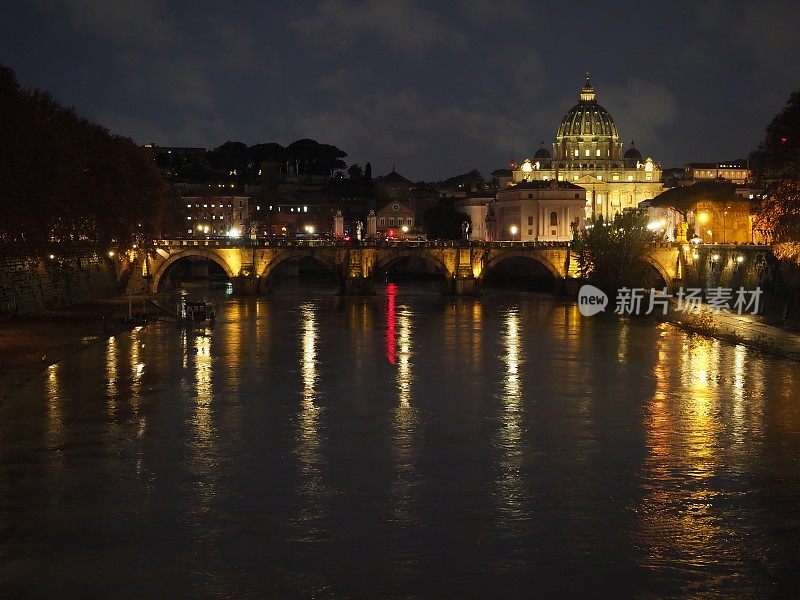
[[138, 239, 686, 295]]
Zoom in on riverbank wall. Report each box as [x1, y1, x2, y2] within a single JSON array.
[[681, 244, 800, 325], [0, 251, 120, 321]]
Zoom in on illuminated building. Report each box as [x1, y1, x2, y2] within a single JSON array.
[[376, 200, 416, 239], [184, 195, 250, 238], [684, 160, 750, 185], [494, 181, 586, 241], [502, 75, 664, 221]]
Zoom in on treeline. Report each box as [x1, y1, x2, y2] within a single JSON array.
[[159, 139, 349, 185], [0, 65, 171, 251]]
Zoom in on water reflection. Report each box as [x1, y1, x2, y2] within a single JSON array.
[[495, 308, 527, 528], [638, 329, 752, 587], [389, 289, 419, 528], [105, 335, 118, 416], [294, 302, 326, 539]]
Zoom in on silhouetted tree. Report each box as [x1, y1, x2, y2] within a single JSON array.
[[750, 89, 800, 185], [578, 212, 665, 294], [0, 64, 170, 250], [422, 204, 470, 240], [347, 163, 363, 179]]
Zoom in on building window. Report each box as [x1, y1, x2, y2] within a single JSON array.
[[550, 211, 558, 226], [407, 218, 413, 225], [627, 175, 634, 181], [528, 216, 533, 226], [646, 173, 653, 181], [528, 193, 533, 199], [596, 149, 601, 157], [612, 174, 620, 181], [380, 217, 385, 226], [575, 194, 580, 199], [597, 175, 603, 180], [389, 218, 394, 226], [574, 149, 579, 157], [528, 229, 533, 236], [573, 175, 579, 181], [585, 148, 590, 157], [558, 174, 565, 181]]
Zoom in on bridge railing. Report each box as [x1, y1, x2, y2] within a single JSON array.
[[153, 238, 575, 249]]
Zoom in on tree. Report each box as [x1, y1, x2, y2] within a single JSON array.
[[422, 204, 470, 240], [0, 64, 170, 250], [750, 89, 800, 185], [364, 162, 372, 184], [347, 163, 363, 180], [578, 211, 665, 294]]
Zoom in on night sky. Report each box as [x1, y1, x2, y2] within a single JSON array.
[[4, 1, 799, 181]]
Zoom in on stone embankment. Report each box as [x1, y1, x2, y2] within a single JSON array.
[[0, 252, 118, 320], [665, 304, 800, 361]]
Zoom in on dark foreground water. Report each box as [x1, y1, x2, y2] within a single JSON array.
[[2, 286, 800, 598]]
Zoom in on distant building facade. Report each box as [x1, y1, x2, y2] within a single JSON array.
[[184, 195, 250, 238], [377, 200, 416, 238], [501, 76, 663, 221], [684, 160, 750, 185], [494, 181, 586, 242]]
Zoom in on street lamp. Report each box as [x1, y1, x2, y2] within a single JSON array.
[[510, 225, 518, 241]]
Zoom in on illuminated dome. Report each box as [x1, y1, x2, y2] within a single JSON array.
[[556, 75, 619, 140], [553, 75, 623, 165]]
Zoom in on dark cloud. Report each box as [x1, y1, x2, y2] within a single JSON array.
[[5, 0, 800, 179], [294, 0, 466, 58]]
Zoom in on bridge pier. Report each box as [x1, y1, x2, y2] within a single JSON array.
[[340, 276, 374, 295], [232, 274, 257, 295], [452, 276, 480, 296]]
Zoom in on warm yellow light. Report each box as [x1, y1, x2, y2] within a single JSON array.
[[711, 253, 720, 262], [510, 225, 518, 236], [49, 254, 55, 260], [401, 225, 409, 233], [108, 251, 115, 258], [736, 255, 744, 264], [197, 224, 203, 231], [520, 160, 533, 173], [692, 251, 700, 260], [698, 212, 708, 224]]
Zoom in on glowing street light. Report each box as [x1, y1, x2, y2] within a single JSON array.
[[108, 250, 115, 258], [510, 225, 518, 241], [698, 212, 709, 224]]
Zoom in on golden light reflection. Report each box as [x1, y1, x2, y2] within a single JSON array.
[[194, 333, 213, 439], [105, 335, 118, 416], [129, 327, 144, 413], [638, 327, 734, 572], [495, 308, 526, 526], [396, 304, 413, 407], [298, 303, 321, 478], [45, 363, 63, 444], [392, 300, 418, 527]]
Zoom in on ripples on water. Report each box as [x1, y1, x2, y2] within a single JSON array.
[[1, 287, 800, 597]]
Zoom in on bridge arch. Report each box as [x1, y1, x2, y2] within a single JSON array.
[[642, 255, 672, 289], [259, 250, 339, 293], [373, 249, 454, 280], [151, 249, 237, 293], [479, 249, 564, 283]]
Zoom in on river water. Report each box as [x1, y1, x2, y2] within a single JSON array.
[[1, 285, 800, 598]]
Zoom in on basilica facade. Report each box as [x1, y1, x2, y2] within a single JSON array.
[[500, 76, 664, 221]]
